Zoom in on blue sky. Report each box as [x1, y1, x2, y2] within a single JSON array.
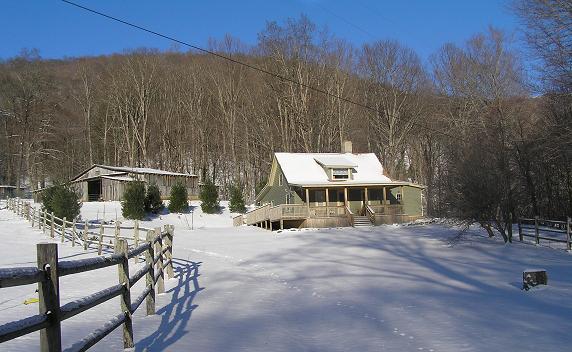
[[0, 0, 522, 62]]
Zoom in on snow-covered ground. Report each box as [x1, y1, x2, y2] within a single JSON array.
[[1, 201, 571, 351]]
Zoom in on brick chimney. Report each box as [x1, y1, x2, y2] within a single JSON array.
[[342, 140, 353, 154]]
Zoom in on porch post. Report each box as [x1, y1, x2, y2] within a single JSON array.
[[364, 187, 369, 205], [383, 187, 387, 205], [305, 188, 310, 214], [344, 188, 348, 210], [325, 188, 330, 214]]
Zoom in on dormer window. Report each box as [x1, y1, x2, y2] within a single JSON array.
[[332, 168, 349, 180]]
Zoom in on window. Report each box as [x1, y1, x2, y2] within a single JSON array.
[[278, 173, 283, 186], [309, 189, 326, 206], [286, 191, 292, 204], [332, 168, 349, 180], [396, 193, 402, 202], [329, 189, 345, 204]]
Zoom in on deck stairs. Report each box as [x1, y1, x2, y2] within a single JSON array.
[[352, 215, 373, 227]]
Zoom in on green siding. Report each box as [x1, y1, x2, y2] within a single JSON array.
[[402, 186, 422, 216], [257, 159, 423, 215], [259, 165, 303, 206]]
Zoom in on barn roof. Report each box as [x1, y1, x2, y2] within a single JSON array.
[[70, 164, 196, 182], [96, 165, 196, 177]]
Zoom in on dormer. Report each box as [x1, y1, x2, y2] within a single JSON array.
[[313, 156, 358, 182]]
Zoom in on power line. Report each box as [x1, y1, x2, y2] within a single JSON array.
[[305, 0, 377, 41], [60, 0, 461, 142]]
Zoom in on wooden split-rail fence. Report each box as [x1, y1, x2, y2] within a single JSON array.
[[6, 198, 155, 255], [518, 216, 572, 251], [0, 198, 176, 351]]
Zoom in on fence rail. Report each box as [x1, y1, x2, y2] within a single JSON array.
[[5, 198, 155, 255], [518, 216, 571, 250], [1, 198, 176, 351]]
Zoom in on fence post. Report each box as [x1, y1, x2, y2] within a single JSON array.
[[83, 221, 89, 250], [61, 217, 66, 243], [37, 243, 61, 352], [145, 230, 156, 315], [155, 227, 165, 294], [98, 224, 104, 255], [534, 216, 540, 245], [134, 220, 139, 246], [567, 217, 571, 251], [115, 238, 134, 348], [165, 225, 174, 279], [131, 221, 140, 264], [43, 209, 47, 234], [518, 218, 523, 242], [50, 212, 55, 238], [115, 221, 121, 242], [71, 219, 77, 247]]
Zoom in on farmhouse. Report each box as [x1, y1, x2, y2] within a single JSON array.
[[242, 142, 424, 229], [67, 164, 198, 202]]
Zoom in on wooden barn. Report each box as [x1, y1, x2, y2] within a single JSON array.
[[67, 165, 198, 202], [0, 185, 27, 199]]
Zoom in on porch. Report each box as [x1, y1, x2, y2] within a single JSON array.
[[238, 185, 416, 229]]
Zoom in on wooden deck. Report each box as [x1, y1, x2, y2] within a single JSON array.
[[233, 203, 415, 229]]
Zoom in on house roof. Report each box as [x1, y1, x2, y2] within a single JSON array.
[[275, 152, 394, 186], [313, 155, 357, 168]]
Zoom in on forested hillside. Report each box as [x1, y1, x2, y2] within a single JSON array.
[[1, 1, 570, 230]]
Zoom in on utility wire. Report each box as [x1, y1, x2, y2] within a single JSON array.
[[305, 0, 377, 41], [60, 0, 462, 143]]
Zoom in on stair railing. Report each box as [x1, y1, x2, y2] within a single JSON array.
[[365, 205, 376, 225], [345, 205, 354, 227]]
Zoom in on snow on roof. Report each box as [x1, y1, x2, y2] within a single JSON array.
[[101, 176, 138, 182], [97, 165, 196, 177], [0, 185, 26, 189], [313, 155, 357, 168], [275, 152, 394, 186]]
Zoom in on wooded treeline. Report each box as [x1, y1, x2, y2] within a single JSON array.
[[0, 1, 570, 234]]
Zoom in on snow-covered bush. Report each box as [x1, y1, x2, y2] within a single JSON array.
[[42, 184, 82, 221], [169, 182, 188, 213], [199, 179, 219, 214], [145, 183, 164, 214], [229, 184, 246, 213], [122, 181, 146, 220]]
